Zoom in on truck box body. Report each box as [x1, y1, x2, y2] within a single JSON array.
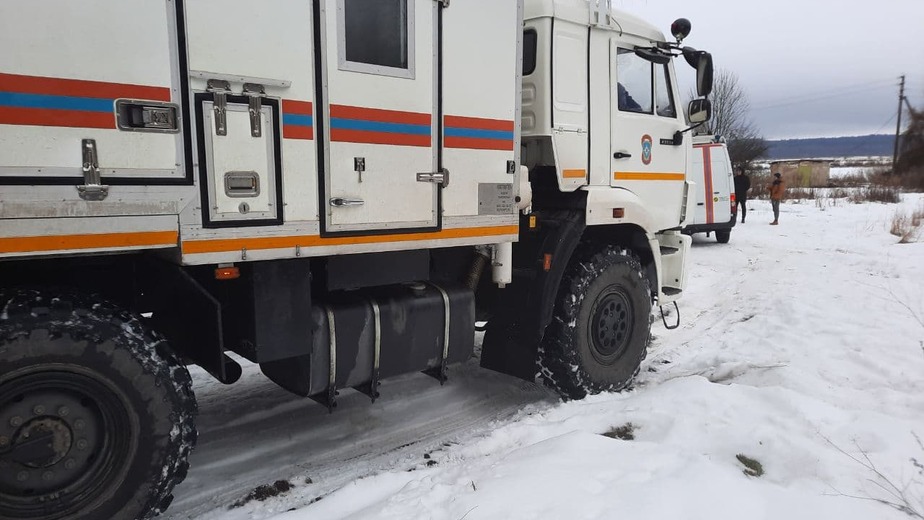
[[0, 0, 522, 263]]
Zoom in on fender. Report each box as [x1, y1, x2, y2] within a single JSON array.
[[481, 210, 585, 381]]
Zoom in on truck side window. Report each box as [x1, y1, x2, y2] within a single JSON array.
[[340, 0, 414, 77], [523, 30, 537, 76], [656, 64, 676, 118], [615, 48, 652, 114]]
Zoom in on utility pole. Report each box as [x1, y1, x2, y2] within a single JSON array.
[[893, 74, 905, 169]]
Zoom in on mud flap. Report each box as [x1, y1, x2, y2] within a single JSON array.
[[480, 210, 585, 381]]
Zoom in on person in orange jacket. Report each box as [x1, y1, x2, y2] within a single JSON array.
[[768, 172, 786, 225]]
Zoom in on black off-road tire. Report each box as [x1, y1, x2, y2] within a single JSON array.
[[715, 229, 731, 244], [0, 290, 197, 520], [538, 246, 651, 400]]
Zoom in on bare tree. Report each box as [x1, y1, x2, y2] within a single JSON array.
[[694, 69, 768, 170]]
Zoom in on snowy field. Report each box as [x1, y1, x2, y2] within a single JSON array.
[[167, 194, 924, 520]]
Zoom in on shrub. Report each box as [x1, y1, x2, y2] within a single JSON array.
[[891, 202, 924, 243], [850, 186, 902, 204]]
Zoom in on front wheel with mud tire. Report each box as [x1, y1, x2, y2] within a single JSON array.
[[539, 246, 652, 400], [0, 290, 197, 520]]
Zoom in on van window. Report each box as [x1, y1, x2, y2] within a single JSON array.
[[523, 30, 537, 76], [340, 0, 414, 78], [616, 48, 652, 114], [656, 64, 676, 118]]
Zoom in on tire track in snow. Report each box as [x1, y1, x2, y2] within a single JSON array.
[[165, 354, 555, 519]]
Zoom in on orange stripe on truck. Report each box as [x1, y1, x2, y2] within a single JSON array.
[[0, 231, 178, 254], [614, 172, 685, 181], [182, 225, 520, 255], [562, 169, 586, 179]]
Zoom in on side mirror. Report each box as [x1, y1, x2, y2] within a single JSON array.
[[682, 48, 714, 98], [696, 52, 714, 97], [688, 98, 712, 124]]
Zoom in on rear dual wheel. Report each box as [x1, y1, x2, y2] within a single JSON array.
[[0, 290, 196, 520]]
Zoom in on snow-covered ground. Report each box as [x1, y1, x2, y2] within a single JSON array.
[[167, 194, 924, 520]]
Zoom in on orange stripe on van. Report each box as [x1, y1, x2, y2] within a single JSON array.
[[0, 231, 178, 254], [562, 169, 586, 179], [182, 225, 520, 255], [614, 172, 685, 181]]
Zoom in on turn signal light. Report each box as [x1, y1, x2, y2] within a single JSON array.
[[215, 266, 240, 280], [543, 253, 552, 272], [613, 208, 625, 218]]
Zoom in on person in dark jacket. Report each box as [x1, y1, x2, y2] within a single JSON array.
[[733, 167, 751, 223]]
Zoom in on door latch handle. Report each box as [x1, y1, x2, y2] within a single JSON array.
[[613, 152, 632, 159], [417, 168, 450, 188], [330, 197, 365, 207]]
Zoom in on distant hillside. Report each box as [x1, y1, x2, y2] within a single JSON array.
[[766, 134, 894, 160]]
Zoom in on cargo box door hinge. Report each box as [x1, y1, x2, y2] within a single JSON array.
[[243, 83, 266, 138], [207, 79, 232, 136], [77, 139, 109, 201], [434, 0, 449, 7]]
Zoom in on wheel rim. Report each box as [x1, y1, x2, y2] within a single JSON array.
[[589, 287, 634, 365], [0, 369, 134, 519]]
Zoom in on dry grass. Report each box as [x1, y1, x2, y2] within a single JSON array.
[[891, 202, 924, 243], [851, 186, 902, 204]]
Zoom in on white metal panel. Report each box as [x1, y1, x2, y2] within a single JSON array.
[[0, 1, 172, 84], [0, 0, 183, 181], [203, 104, 277, 221], [0, 127, 177, 173], [321, 0, 437, 232], [442, 0, 520, 218], [551, 20, 588, 191]]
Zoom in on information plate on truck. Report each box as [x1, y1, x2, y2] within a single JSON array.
[[478, 183, 515, 216]]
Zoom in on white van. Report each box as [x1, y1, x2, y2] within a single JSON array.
[[684, 135, 736, 243]]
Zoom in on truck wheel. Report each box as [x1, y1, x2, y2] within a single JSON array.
[[715, 229, 731, 243], [539, 246, 651, 400], [0, 290, 196, 520]]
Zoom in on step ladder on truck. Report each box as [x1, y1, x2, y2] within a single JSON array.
[[0, 0, 713, 518]]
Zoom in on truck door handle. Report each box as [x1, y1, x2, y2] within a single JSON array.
[[329, 197, 364, 207], [613, 152, 632, 159]]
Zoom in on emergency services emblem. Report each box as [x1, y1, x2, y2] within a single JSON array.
[[641, 135, 653, 165]]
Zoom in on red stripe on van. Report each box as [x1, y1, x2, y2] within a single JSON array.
[[330, 104, 430, 125], [330, 129, 430, 147], [701, 145, 715, 224], [0, 107, 114, 129], [444, 136, 513, 151], [0, 72, 170, 101]]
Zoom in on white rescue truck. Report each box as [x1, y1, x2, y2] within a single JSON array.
[[0, 0, 713, 518]]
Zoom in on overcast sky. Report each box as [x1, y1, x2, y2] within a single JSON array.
[[614, 0, 924, 140]]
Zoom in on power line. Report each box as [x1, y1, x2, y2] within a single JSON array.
[[753, 82, 896, 111], [752, 78, 895, 109], [838, 113, 897, 158]]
